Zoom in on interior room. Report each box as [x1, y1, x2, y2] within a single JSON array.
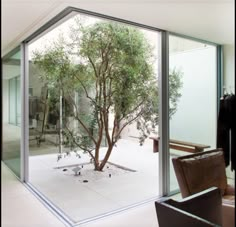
[[1, 1, 235, 227]]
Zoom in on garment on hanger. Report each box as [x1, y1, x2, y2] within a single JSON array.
[[217, 93, 235, 171]]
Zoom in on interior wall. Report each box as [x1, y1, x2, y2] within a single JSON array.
[[2, 64, 21, 80], [223, 44, 235, 91], [169, 46, 217, 149]]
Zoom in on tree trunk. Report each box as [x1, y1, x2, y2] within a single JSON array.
[[98, 144, 114, 171], [94, 146, 101, 170], [94, 161, 100, 171]]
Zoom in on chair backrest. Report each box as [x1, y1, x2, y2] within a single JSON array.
[[172, 149, 227, 198], [155, 187, 222, 227]]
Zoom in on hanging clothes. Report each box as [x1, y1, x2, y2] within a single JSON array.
[[217, 94, 235, 171]]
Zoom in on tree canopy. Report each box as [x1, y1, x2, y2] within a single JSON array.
[[32, 20, 183, 171]]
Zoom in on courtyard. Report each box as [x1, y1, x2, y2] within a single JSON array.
[[29, 138, 178, 223]]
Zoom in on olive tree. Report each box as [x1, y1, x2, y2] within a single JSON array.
[[33, 21, 183, 171]]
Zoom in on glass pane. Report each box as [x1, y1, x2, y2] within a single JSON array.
[[28, 12, 160, 223], [168, 35, 217, 193], [16, 77, 21, 126], [2, 48, 22, 177], [9, 78, 17, 124]]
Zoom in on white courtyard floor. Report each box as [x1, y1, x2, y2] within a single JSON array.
[[29, 138, 179, 224]]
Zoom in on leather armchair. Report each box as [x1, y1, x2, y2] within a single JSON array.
[[155, 187, 222, 227], [172, 149, 235, 227]]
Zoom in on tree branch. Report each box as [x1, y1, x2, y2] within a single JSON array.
[[88, 56, 98, 78], [65, 91, 98, 146], [114, 110, 145, 143], [117, 99, 146, 123], [63, 123, 95, 160], [73, 74, 96, 104]]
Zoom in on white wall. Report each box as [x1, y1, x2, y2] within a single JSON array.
[[169, 46, 217, 149], [2, 64, 20, 79], [3, 79, 9, 123], [223, 44, 235, 91]]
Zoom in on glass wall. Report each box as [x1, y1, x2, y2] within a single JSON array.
[[1, 8, 221, 226], [168, 35, 217, 193], [2, 47, 22, 177], [27, 12, 160, 223], [9, 76, 21, 126]]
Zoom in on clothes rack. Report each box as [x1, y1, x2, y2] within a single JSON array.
[[217, 92, 235, 171]]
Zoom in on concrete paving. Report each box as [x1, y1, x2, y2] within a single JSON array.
[[29, 138, 171, 223]]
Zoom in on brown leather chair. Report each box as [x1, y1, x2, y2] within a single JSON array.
[[155, 187, 222, 227], [172, 149, 235, 227]]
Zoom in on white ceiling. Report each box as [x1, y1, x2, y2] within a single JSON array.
[[1, 0, 235, 57]]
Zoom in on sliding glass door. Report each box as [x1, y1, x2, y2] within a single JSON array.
[[168, 35, 217, 193], [27, 11, 161, 224], [1, 7, 221, 226], [2, 47, 22, 177], [9, 76, 21, 126]]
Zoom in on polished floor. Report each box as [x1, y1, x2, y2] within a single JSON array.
[[1, 162, 159, 227]]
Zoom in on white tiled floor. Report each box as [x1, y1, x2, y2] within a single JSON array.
[[1, 162, 159, 227]]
